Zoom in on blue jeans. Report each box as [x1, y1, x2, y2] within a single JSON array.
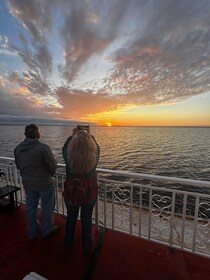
[[25, 186, 55, 238], [64, 199, 96, 253]]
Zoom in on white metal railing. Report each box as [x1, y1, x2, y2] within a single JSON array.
[[1, 156, 210, 258]]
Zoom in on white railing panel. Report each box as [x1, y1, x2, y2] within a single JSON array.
[[1, 156, 210, 258]]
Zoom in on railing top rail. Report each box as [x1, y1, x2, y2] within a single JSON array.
[[96, 168, 210, 188], [1, 156, 209, 188], [100, 177, 210, 197], [0, 156, 14, 161]]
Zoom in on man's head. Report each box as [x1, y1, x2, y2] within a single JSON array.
[[24, 124, 40, 139]]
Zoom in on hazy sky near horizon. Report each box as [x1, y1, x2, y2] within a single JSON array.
[[0, 0, 210, 126]]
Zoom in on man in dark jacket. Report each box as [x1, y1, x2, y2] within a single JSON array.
[[14, 124, 61, 239]]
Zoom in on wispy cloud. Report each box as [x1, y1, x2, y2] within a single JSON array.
[[0, 0, 210, 124], [59, 0, 129, 82]]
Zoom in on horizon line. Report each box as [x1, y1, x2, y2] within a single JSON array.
[[0, 123, 209, 128]]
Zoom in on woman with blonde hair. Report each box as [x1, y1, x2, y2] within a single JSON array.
[[62, 125, 100, 256]]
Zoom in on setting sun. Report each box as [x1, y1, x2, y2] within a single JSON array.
[[0, 1, 210, 128]]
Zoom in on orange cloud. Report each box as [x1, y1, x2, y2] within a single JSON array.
[[56, 87, 125, 120]]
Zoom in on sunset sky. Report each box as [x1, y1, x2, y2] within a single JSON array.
[[0, 0, 210, 126]]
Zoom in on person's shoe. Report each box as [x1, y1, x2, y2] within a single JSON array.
[[42, 224, 62, 239]]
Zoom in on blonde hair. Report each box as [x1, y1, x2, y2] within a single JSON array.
[[67, 130, 98, 175]]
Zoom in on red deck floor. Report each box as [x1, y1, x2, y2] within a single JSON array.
[[0, 204, 210, 280]]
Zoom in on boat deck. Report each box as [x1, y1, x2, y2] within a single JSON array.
[[0, 204, 210, 280]]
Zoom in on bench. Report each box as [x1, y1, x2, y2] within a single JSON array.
[[0, 185, 21, 211]]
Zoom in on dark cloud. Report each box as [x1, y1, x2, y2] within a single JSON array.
[[106, 0, 210, 105], [6, 69, 52, 98], [59, 0, 129, 82], [0, 86, 46, 117], [0, 83, 96, 125], [15, 43, 52, 77], [0, 115, 82, 125], [1, 0, 210, 123], [8, 71, 19, 83], [7, 0, 52, 43], [35, 44, 52, 76], [7, 0, 53, 82]]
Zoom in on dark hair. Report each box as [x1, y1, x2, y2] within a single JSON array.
[[24, 124, 39, 139]]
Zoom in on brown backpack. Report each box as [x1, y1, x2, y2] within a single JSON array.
[[63, 176, 90, 205]]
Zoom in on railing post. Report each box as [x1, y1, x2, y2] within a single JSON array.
[[170, 192, 176, 247], [61, 175, 65, 216], [94, 172, 99, 231], [12, 162, 18, 186], [139, 186, 142, 238], [104, 182, 107, 228], [112, 183, 115, 230], [181, 193, 188, 250], [148, 188, 152, 240], [192, 195, 199, 253], [95, 196, 99, 231], [55, 174, 59, 213], [130, 185, 133, 235]]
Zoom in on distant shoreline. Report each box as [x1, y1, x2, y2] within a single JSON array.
[[0, 124, 209, 128]]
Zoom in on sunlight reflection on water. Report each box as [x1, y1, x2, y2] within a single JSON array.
[[0, 125, 210, 181]]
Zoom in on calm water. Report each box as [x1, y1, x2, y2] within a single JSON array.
[[0, 125, 210, 182]]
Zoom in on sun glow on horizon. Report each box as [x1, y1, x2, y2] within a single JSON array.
[[83, 92, 210, 127]]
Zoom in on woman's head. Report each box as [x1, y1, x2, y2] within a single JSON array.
[[67, 130, 98, 175]]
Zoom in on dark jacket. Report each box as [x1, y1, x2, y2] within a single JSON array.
[[14, 138, 57, 191]]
